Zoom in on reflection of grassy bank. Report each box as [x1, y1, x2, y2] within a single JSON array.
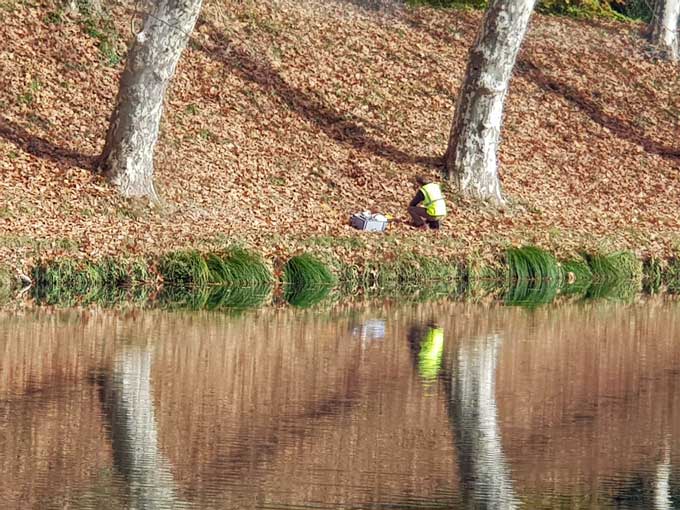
[[158, 284, 273, 311], [13, 245, 680, 309]]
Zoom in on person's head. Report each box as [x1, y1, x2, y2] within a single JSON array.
[[415, 175, 429, 188]]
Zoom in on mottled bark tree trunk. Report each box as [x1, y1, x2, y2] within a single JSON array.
[[99, 0, 203, 199], [448, 334, 519, 509], [444, 0, 537, 205], [650, 0, 680, 61], [103, 348, 187, 509]]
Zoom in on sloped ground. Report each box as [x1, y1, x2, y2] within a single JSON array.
[[0, 0, 679, 271]]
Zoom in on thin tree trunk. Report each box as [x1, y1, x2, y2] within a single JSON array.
[[650, 0, 680, 61], [444, 0, 536, 205], [99, 0, 203, 199]]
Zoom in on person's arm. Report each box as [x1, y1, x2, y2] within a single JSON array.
[[409, 190, 424, 207]]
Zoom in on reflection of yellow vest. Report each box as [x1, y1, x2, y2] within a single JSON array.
[[418, 327, 444, 382], [421, 183, 447, 218]]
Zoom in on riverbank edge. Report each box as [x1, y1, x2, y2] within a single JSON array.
[[1, 244, 678, 308]]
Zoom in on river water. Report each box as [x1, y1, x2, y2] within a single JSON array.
[[1, 298, 680, 509]]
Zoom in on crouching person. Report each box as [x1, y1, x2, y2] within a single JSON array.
[[408, 175, 447, 230]]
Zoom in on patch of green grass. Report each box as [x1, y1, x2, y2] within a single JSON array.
[[198, 128, 216, 142], [158, 249, 273, 287], [185, 103, 199, 115], [18, 78, 41, 105], [81, 12, 120, 67], [580, 251, 642, 301], [506, 245, 562, 284], [585, 251, 642, 283], [283, 254, 336, 308], [208, 249, 273, 285], [283, 254, 336, 288], [158, 250, 211, 286], [32, 258, 152, 307]]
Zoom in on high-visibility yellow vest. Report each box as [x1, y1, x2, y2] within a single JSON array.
[[418, 327, 444, 382], [421, 183, 447, 218]]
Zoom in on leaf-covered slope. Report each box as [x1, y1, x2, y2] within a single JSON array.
[[0, 0, 679, 267]]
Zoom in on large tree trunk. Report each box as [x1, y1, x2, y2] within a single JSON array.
[[444, 0, 536, 206], [102, 347, 187, 509], [649, 0, 680, 61], [447, 334, 519, 509], [99, 0, 203, 199]]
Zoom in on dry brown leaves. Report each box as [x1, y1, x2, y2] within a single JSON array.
[[1, 0, 679, 272]]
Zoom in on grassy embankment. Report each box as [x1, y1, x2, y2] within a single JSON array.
[[2, 245, 677, 309]]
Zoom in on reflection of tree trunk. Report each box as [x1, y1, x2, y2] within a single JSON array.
[[102, 348, 186, 509], [655, 436, 672, 510], [445, 334, 518, 509]]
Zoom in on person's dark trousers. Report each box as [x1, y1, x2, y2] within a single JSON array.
[[408, 206, 441, 229]]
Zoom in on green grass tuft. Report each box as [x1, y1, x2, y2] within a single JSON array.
[[284, 254, 336, 288], [283, 254, 336, 307], [159, 249, 273, 287], [506, 245, 561, 284], [215, 248, 274, 285], [158, 250, 211, 286], [580, 252, 642, 301], [584, 251, 642, 283]]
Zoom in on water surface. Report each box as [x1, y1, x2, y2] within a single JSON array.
[[2, 299, 680, 509]]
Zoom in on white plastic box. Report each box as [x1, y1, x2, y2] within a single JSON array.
[[350, 213, 387, 232]]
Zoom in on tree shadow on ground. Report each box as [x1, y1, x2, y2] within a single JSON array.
[[200, 22, 441, 170], [516, 59, 680, 163], [0, 116, 97, 171], [402, 13, 680, 164]]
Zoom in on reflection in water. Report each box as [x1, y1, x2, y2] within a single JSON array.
[[655, 437, 672, 510], [101, 347, 186, 509], [407, 322, 445, 383], [2, 302, 680, 508], [448, 334, 518, 510]]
